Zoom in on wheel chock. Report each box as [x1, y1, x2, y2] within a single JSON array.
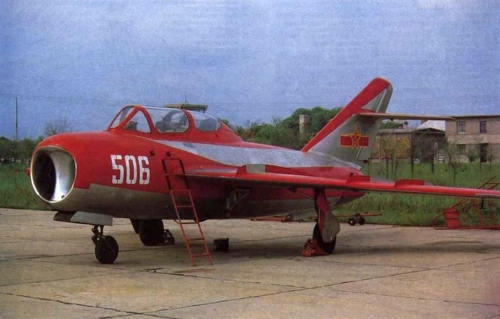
[[301, 238, 328, 257], [163, 229, 175, 245]]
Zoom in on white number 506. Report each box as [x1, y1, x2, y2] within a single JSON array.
[[111, 155, 150, 185]]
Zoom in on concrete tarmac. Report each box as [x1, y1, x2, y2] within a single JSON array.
[[1, 208, 500, 318]]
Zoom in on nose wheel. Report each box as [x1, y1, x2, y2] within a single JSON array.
[[92, 225, 119, 264]]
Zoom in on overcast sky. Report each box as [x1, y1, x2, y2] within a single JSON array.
[[1, 0, 499, 139]]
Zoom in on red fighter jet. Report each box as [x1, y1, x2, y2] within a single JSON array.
[[29, 78, 500, 264]]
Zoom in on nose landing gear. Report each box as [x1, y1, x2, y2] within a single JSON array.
[[92, 225, 119, 264]]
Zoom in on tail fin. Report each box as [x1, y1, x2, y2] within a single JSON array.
[[302, 78, 392, 165]]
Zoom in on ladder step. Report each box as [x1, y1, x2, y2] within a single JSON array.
[[163, 157, 213, 266]]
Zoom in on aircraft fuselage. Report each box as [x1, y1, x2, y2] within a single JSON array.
[[31, 128, 364, 220]]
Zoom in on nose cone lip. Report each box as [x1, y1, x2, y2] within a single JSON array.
[[31, 146, 76, 203]]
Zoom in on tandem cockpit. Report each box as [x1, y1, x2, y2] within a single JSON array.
[[108, 105, 229, 138]]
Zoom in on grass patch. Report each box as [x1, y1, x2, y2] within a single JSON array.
[[340, 162, 500, 226], [0, 164, 50, 210]]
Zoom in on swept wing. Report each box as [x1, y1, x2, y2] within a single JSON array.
[[183, 164, 500, 200]]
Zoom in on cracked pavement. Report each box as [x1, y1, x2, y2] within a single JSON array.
[[1, 208, 500, 318]]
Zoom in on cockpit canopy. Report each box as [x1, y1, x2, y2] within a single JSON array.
[[108, 105, 221, 134]]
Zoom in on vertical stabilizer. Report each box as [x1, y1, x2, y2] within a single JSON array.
[[302, 78, 393, 165]]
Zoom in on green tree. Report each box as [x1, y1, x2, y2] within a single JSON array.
[[231, 106, 341, 150], [218, 118, 231, 129], [309, 106, 340, 132], [282, 106, 340, 133], [16, 138, 41, 163], [0, 137, 13, 161], [0, 137, 41, 163]]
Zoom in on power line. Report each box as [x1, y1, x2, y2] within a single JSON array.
[[0, 91, 497, 112]]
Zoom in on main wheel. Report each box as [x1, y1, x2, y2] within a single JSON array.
[[357, 216, 366, 225], [130, 219, 140, 234], [313, 223, 336, 254], [95, 236, 119, 264], [139, 219, 165, 246]]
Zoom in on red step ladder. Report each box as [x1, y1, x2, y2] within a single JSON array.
[[433, 176, 500, 230], [162, 157, 213, 266]]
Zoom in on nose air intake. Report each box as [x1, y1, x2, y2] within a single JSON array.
[[31, 148, 76, 203]]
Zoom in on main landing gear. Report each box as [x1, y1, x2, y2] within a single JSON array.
[[131, 219, 175, 246], [302, 189, 340, 257], [92, 225, 119, 264], [303, 223, 337, 257], [313, 223, 336, 253]]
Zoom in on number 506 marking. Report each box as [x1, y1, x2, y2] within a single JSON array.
[[111, 155, 150, 185]]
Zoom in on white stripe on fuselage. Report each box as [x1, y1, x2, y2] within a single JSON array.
[[156, 140, 359, 169]]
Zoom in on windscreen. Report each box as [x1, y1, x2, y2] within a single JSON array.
[[191, 112, 220, 132]]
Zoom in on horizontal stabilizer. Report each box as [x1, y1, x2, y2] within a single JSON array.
[[357, 111, 454, 121]]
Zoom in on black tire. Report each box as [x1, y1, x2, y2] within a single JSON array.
[[139, 219, 165, 246], [358, 216, 366, 225], [313, 223, 336, 254], [348, 217, 357, 226], [130, 219, 140, 234], [95, 236, 119, 264]]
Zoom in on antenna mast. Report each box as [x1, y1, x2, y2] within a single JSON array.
[[15, 97, 18, 141]]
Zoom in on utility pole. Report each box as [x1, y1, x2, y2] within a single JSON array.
[[15, 97, 18, 141]]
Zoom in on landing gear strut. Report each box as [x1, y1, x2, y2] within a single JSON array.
[[302, 189, 340, 257], [92, 225, 119, 264]]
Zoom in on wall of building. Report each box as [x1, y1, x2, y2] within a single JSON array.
[[445, 116, 500, 162]]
